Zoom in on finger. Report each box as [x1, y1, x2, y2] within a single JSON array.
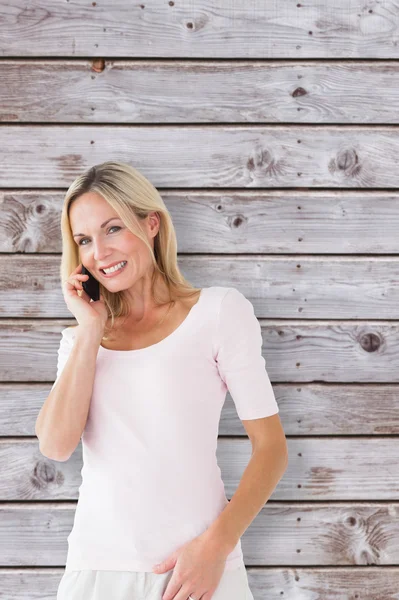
[[65, 281, 83, 295], [65, 275, 88, 287], [162, 579, 183, 600], [65, 279, 81, 289], [80, 288, 91, 302], [73, 263, 87, 275]]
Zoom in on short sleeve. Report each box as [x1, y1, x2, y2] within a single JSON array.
[[215, 288, 279, 420], [50, 327, 75, 391]]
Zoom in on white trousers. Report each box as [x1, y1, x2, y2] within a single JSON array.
[[56, 563, 255, 600]]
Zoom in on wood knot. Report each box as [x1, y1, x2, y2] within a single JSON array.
[[247, 157, 255, 171], [91, 58, 105, 73], [31, 460, 56, 489], [231, 214, 245, 228], [329, 148, 362, 177], [336, 148, 359, 171], [230, 215, 247, 229], [359, 332, 381, 353], [246, 148, 274, 174], [292, 87, 307, 97]]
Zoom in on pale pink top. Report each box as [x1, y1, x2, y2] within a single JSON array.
[[51, 286, 279, 573]]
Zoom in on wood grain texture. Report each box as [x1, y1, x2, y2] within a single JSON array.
[[1, 190, 399, 254], [0, 319, 397, 382], [1, 0, 398, 596], [2, 567, 399, 600], [0, 1, 397, 58], [2, 438, 399, 500], [1, 61, 399, 123], [2, 382, 399, 436], [1, 502, 398, 565], [1, 125, 399, 187], [1, 254, 399, 318]]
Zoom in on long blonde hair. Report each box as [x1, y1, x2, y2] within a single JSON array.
[[59, 161, 200, 341]]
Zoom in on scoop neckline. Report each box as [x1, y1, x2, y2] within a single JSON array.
[[98, 287, 206, 355]]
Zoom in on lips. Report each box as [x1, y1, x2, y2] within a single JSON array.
[[100, 260, 126, 271], [100, 261, 127, 275]]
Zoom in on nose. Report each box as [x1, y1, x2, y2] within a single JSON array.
[[92, 239, 114, 266]]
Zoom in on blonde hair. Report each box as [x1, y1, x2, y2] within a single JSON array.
[[59, 161, 200, 341]]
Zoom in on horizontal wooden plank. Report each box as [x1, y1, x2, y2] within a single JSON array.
[[1, 126, 399, 187], [0, 320, 398, 383], [1, 567, 399, 600], [1, 61, 399, 124], [1, 255, 399, 318], [247, 566, 399, 599], [1, 502, 398, 566], [0, 1, 396, 58], [3, 382, 399, 436], [1, 438, 399, 500], [2, 190, 399, 254]]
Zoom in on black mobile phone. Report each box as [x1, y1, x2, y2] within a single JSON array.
[[81, 265, 100, 302]]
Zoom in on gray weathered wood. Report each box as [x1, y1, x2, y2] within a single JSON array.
[[1, 0, 398, 595], [3, 382, 399, 436], [2, 190, 399, 255], [2, 438, 399, 500], [0, 320, 397, 383], [1, 61, 399, 123], [0, 1, 397, 58], [2, 126, 399, 187], [1, 254, 399, 318], [2, 566, 399, 600], [1, 502, 398, 566]]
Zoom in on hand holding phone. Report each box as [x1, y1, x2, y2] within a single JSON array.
[[81, 265, 100, 301], [63, 264, 108, 332]]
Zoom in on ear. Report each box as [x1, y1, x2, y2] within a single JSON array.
[[147, 211, 161, 238]]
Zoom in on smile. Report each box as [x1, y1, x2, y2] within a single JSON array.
[[100, 261, 128, 277]]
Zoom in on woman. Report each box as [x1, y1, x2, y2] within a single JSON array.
[[36, 161, 286, 600]]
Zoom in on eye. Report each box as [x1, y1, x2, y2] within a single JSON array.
[[78, 226, 121, 246]]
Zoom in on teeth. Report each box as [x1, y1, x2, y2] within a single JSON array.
[[103, 261, 127, 274]]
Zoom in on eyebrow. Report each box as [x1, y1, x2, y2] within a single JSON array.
[[73, 217, 121, 238]]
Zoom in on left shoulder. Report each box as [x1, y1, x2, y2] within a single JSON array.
[[219, 286, 253, 310]]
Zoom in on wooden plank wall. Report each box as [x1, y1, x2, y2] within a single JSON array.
[[1, 1, 399, 598]]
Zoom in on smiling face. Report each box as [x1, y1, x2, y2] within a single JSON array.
[[69, 191, 159, 292]]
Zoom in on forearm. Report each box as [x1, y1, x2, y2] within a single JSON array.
[[203, 443, 288, 555], [36, 327, 102, 461]]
